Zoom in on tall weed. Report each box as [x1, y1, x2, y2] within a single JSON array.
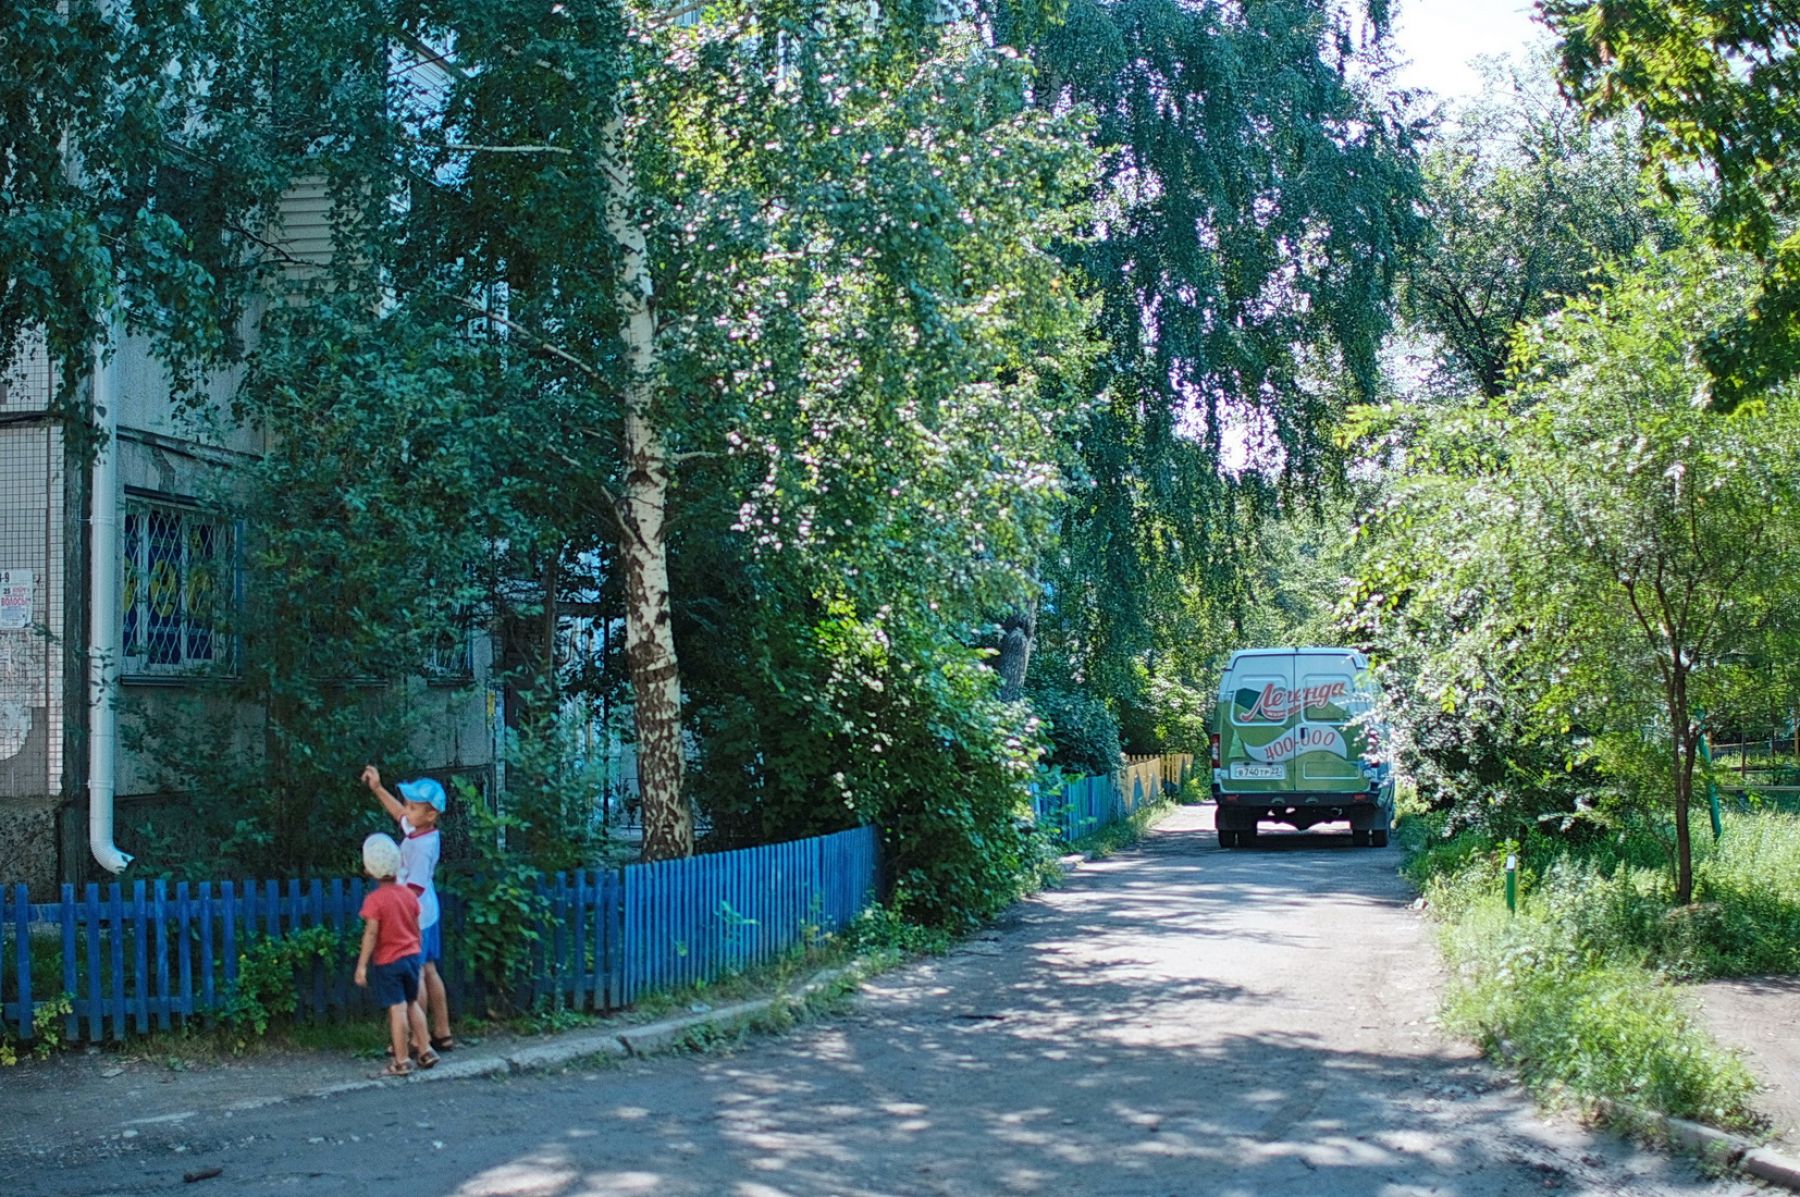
[[1407, 809, 1800, 1127]]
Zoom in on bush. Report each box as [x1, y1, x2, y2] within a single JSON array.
[[441, 789, 553, 1015], [221, 926, 356, 1041], [1028, 685, 1122, 777]]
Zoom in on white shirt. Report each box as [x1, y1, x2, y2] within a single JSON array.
[[398, 816, 442, 929]]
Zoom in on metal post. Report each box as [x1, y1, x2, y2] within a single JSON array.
[[1504, 854, 1517, 915], [1701, 733, 1722, 841]]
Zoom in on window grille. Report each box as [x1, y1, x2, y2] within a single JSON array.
[[424, 624, 474, 680], [122, 496, 235, 676]]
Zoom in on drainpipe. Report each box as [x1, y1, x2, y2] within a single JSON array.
[[88, 328, 132, 874]]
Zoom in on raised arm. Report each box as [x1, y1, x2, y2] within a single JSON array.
[[361, 764, 406, 823]]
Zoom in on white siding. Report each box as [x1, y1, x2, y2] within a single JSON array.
[[272, 174, 336, 269]]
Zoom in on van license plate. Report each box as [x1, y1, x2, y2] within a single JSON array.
[[1231, 763, 1286, 780]]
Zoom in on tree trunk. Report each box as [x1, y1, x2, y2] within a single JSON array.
[[1671, 670, 1695, 904], [995, 597, 1037, 702], [603, 109, 691, 862]]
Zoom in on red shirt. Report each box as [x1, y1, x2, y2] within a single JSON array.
[[359, 881, 423, 965]]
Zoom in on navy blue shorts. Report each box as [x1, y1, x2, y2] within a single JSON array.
[[420, 921, 441, 966], [368, 953, 422, 1009]]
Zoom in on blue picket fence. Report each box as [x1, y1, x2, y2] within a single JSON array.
[[1031, 754, 1196, 842], [0, 752, 1193, 1045], [0, 824, 879, 1044]]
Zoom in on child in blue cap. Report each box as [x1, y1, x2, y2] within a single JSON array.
[[362, 764, 455, 1051]]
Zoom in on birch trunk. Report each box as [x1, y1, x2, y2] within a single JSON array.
[[603, 108, 691, 861]]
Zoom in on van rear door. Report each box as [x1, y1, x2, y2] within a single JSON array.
[[1221, 652, 1296, 794], [1291, 652, 1366, 793]]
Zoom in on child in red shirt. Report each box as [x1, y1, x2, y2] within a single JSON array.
[[354, 833, 438, 1076]]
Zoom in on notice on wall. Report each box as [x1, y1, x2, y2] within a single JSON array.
[[0, 570, 31, 631]]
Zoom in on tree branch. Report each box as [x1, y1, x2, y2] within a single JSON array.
[[405, 136, 574, 156]]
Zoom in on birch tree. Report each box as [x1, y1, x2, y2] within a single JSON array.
[[372, 0, 1090, 860], [984, 0, 1423, 735]]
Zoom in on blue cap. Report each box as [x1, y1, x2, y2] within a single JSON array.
[[397, 777, 447, 812]]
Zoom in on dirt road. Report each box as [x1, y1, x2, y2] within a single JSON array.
[[2, 806, 1758, 1196]]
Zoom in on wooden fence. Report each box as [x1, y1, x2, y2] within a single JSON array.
[[1031, 754, 1196, 843], [1, 825, 878, 1044], [2, 753, 1194, 1045]]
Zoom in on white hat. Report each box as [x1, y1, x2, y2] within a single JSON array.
[[362, 832, 401, 879]]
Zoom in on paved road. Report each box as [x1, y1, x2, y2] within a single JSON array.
[[4, 807, 1759, 1196]]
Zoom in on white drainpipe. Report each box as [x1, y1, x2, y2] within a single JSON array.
[[88, 330, 132, 874]]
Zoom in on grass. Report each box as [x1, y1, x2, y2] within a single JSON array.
[[1066, 798, 1177, 860], [1401, 807, 1800, 1130], [1058, 774, 1203, 862]]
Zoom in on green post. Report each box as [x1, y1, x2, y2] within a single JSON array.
[[1504, 853, 1517, 915], [1700, 732, 1722, 841]]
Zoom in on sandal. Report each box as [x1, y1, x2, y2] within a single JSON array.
[[430, 1035, 456, 1053], [416, 1048, 440, 1070], [376, 1059, 416, 1078]]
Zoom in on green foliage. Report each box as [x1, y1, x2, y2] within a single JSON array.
[[1405, 808, 1800, 1127], [845, 903, 953, 958], [1006, 0, 1424, 718], [0, 993, 73, 1066], [1443, 933, 1757, 1128], [1349, 244, 1800, 894], [498, 700, 616, 872], [1404, 56, 1672, 400], [1547, 0, 1800, 407], [125, 293, 523, 875], [0, 0, 296, 417], [1027, 683, 1122, 777], [1141, 673, 1210, 757], [693, 600, 1056, 928], [220, 927, 354, 1041], [441, 790, 553, 1014]]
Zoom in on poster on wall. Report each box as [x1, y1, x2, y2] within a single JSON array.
[[0, 570, 32, 631]]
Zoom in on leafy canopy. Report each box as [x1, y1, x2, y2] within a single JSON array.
[[1546, 0, 1800, 407], [1350, 244, 1800, 894]]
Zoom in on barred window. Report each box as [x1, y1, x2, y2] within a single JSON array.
[[122, 498, 235, 675], [425, 623, 474, 681]]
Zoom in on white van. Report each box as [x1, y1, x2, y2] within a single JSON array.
[[1211, 647, 1393, 847]]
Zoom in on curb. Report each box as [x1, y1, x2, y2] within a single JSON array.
[[287, 964, 861, 1103], [1596, 1098, 1800, 1191]]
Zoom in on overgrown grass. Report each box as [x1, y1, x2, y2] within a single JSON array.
[[1066, 799, 1176, 860], [1402, 808, 1800, 1129]]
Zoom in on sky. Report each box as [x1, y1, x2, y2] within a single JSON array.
[[1390, 0, 1547, 102]]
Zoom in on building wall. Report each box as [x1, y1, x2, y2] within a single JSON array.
[[0, 174, 501, 896], [0, 338, 69, 895]]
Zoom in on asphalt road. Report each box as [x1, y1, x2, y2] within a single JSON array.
[[3, 806, 1760, 1197]]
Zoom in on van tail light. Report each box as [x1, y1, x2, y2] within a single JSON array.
[[1209, 733, 1221, 769]]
